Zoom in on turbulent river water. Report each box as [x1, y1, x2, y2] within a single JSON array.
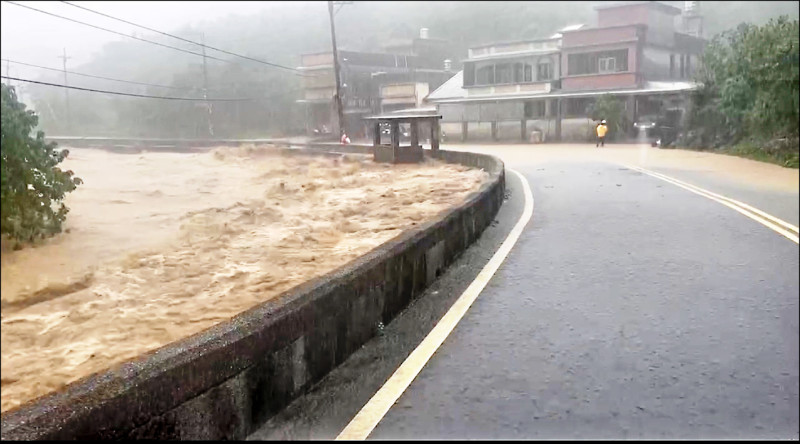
[[0, 145, 488, 412]]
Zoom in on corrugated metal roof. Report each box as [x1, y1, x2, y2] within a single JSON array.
[[594, 1, 682, 14], [390, 106, 438, 113], [426, 71, 465, 101], [560, 24, 586, 32], [465, 48, 560, 62]]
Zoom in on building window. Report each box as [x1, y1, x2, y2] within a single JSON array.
[[686, 55, 691, 77], [680, 54, 685, 78], [565, 97, 594, 117], [567, 49, 628, 75], [599, 57, 616, 73], [464, 62, 476, 86], [476, 65, 494, 85], [496, 63, 513, 84], [537, 62, 552, 81], [524, 101, 546, 118], [670, 54, 675, 78], [524, 64, 533, 82], [514, 63, 524, 83]]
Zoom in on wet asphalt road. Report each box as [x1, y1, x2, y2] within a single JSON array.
[[250, 160, 799, 440]]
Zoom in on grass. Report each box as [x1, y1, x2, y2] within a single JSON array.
[[677, 138, 799, 169], [720, 141, 799, 169]]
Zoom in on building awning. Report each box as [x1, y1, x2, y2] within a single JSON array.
[[344, 108, 373, 115], [427, 71, 699, 104], [364, 111, 442, 121]]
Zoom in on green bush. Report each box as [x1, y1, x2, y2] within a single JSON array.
[[683, 17, 799, 162], [1, 84, 82, 244], [589, 94, 628, 141]]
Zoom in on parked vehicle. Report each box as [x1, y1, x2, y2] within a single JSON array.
[[634, 109, 682, 148]]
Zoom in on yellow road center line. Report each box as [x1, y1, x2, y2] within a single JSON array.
[[628, 164, 799, 234], [624, 164, 799, 244], [336, 169, 534, 441]]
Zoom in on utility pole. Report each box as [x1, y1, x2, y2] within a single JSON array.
[[201, 33, 214, 137], [328, 0, 345, 138], [58, 48, 71, 132]]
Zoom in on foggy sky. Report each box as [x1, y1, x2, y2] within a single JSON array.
[[2, 0, 798, 101], [0, 1, 321, 82]]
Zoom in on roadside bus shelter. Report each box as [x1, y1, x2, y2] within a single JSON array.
[[363, 111, 443, 163]]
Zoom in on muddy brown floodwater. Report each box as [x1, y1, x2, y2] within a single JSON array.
[[0, 145, 488, 413]]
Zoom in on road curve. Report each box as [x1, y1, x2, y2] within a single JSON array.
[[367, 160, 798, 440], [250, 148, 798, 440]]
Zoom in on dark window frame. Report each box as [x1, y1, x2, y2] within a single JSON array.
[[669, 54, 675, 78], [567, 49, 629, 76], [524, 63, 533, 82], [476, 65, 495, 85], [495, 63, 513, 84], [524, 100, 547, 118], [537, 61, 552, 81]]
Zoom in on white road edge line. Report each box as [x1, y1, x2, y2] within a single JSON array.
[[624, 164, 799, 244], [336, 169, 534, 441]]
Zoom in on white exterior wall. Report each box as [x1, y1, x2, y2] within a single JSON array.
[[642, 46, 674, 80]]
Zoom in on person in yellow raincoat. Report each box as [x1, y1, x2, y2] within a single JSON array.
[[596, 119, 608, 147]]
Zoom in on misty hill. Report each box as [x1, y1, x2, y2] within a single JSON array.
[[22, 1, 800, 137]]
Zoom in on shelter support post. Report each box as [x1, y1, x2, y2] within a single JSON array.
[[373, 122, 381, 146], [431, 118, 440, 155], [520, 119, 527, 142], [410, 120, 419, 148], [391, 121, 400, 155], [554, 98, 562, 141]]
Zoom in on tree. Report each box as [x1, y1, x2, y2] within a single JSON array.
[[589, 94, 628, 140], [685, 17, 799, 161], [1, 83, 82, 244]]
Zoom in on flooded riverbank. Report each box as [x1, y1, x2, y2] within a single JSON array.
[[0, 145, 488, 412]]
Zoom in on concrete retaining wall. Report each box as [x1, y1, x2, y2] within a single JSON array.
[[0, 142, 505, 440]]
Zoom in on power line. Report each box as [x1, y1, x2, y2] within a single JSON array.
[[2, 75, 304, 102], [2, 76, 250, 101], [60, 1, 309, 76], [1, 58, 202, 92], [3, 1, 231, 64]]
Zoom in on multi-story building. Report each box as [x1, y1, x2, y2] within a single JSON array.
[[297, 29, 454, 138], [426, 1, 706, 142]]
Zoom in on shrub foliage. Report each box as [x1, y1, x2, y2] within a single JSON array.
[[1, 84, 82, 243]]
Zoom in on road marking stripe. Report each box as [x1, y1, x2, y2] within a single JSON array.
[[624, 164, 799, 244], [628, 164, 799, 234], [335, 169, 534, 441]]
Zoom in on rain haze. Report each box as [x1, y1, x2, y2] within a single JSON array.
[[1, 1, 798, 441]]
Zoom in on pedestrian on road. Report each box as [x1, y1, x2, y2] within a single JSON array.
[[596, 119, 608, 147]]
